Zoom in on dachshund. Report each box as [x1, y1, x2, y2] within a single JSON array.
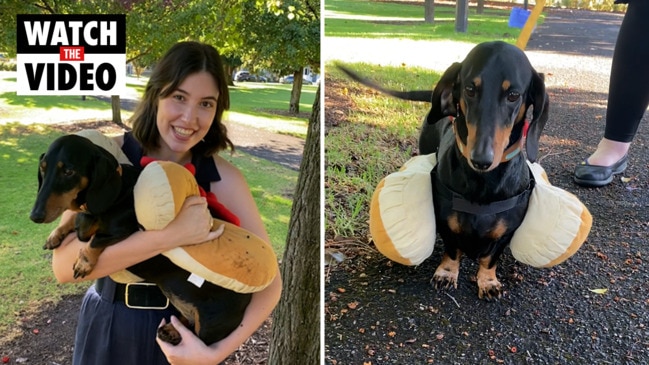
[[339, 41, 550, 299], [30, 134, 251, 344]]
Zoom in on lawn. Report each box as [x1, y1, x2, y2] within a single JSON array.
[[325, 65, 435, 238], [325, 0, 526, 42], [0, 73, 315, 138]]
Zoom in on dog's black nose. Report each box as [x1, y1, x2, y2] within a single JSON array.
[[30, 210, 45, 223], [470, 157, 493, 171]]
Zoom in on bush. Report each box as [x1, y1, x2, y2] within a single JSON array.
[[0, 61, 17, 71], [548, 0, 627, 11]]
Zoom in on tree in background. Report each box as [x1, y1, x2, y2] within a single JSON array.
[[1, 0, 319, 119], [0, 0, 217, 127], [235, 0, 320, 114], [268, 85, 320, 365]]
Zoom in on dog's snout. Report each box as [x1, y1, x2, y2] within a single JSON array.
[[30, 209, 45, 223], [470, 159, 492, 171], [470, 152, 494, 171]]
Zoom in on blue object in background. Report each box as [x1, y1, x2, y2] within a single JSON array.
[[509, 7, 532, 28]]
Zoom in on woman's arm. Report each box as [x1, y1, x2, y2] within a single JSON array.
[[52, 196, 220, 283], [157, 155, 283, 364]]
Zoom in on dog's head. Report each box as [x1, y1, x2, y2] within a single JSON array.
[[427, 41, 549, 172], [30, 135, 123, 223]]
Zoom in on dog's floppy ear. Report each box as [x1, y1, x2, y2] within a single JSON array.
[[525, 71, 549, 162], [426, 62, 462, 124], [85, 146, 123, 214], [37, 153, 45, 191]]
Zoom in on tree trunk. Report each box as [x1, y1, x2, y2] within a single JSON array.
[[225, 65, 235, 86], [455, 0, 469, 33], [111, 95, 122, 125], [268, 85, 320, 365], [424, 0, 435, 24], [476, 0, 485, 14], [289, 69, 304, 114], [111, 95, 129, 130]]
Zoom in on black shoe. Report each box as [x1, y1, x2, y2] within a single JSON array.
[[573, 155, 628, 187]]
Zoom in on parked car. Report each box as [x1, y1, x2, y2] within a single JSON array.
[[234, 70, 250, 82], [249, 74, 268, 83], [280, 75, 294, 84]]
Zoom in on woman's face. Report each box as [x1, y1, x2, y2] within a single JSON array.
[[156, 71, 219, 160]]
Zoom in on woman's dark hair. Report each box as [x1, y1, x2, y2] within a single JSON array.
[[131, 41, 234, 156]]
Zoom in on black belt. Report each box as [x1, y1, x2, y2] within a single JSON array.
[[95, 278, 169, 310]]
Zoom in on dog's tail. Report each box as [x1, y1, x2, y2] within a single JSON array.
[[336, 64, 433, 103]]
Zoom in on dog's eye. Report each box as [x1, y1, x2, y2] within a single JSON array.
[[465, 86, 476, 98], [63, 169, 75, 177], [507, 91, 521, 102]]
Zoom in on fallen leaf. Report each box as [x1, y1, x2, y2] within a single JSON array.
[[347, 301, 359, 309], [2, 356, 10, 363], [589, 288, 608, 294]]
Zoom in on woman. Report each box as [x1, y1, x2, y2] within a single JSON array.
[[51, 41, 282, 364], [574, 0, 649, 187]]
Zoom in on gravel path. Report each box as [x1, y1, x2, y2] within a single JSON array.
[[325, 8, 649, 365]]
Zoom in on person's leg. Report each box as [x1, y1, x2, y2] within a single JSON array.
[[587, 1, 649, 166]]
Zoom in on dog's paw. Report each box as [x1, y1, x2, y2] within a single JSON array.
[[72, 249, 95, 279], [43, 228, 67, 250], [477, 276, 502, 300], [431, 267, 459, 290], [157, 323, 182, 345]]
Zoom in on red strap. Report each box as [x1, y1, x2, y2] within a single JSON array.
[[140, 157, 240, 226]]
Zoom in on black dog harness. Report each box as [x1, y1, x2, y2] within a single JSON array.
[[430, 167, 534, 215]]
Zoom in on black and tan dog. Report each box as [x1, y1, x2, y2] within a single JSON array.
[[30, 134, 141, 277], [30, 134, 251, 344], [340, 41, 549, 299]]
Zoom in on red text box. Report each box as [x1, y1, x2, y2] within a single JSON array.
[[60, 46, 85, 61]]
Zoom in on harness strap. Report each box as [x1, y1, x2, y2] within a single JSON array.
[[431, 167, 534, 215]]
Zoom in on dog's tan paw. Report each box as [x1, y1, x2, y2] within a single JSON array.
[[44, 228, 67, 250], [72, 249, 96, 279], [431, 268, 459, 290], [477, 258, 502, 300], [477, 276, 502, 300], [157, 323, 182, 345], [431, 252, 461, 290]]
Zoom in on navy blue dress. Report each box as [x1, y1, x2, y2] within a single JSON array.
[[72, 132, 221, 364]]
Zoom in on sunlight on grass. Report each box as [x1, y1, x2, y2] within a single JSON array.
[[225, 151, 297, 254], [0, 74, 312, 137], [325, 64, 436, 239], [325, 0, 522, 42]]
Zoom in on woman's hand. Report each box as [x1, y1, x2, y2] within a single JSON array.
[[162, 196, 223, 249], [157, 316, 227, 365]]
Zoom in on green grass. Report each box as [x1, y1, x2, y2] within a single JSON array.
[[228, 82, 316, 138], [0, 124, 90, 330], [224, 151, 297, 254], [325, 64, 437, 238], [325, 0, 525, 42], [0, 75, 313, 137], [0, 122, 296, 330]]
